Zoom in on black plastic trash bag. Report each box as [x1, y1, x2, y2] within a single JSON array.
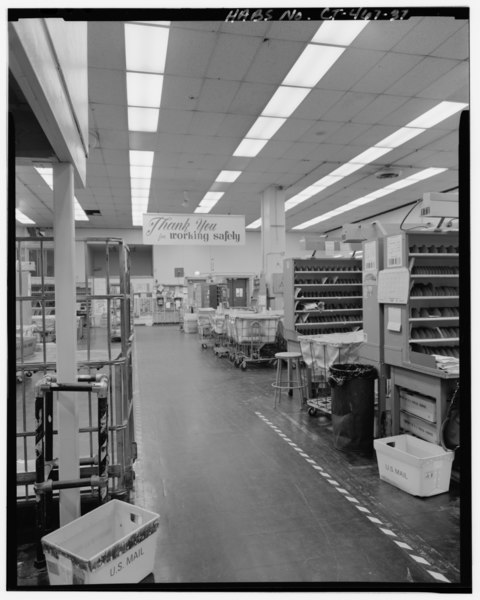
[[328, 364, 377, 455]]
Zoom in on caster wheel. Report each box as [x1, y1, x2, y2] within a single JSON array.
[[241, 362, 247, 371], [202, 343, 207, 349], [308, 407, 318, 416]]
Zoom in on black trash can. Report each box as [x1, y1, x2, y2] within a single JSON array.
[[328, 363, 377, 455]]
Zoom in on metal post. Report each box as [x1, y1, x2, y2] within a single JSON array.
[[97, 380, 109, 504], [34, 392, 46, 568], [44, 390, 54, 533], [53, 163, 80, 525]]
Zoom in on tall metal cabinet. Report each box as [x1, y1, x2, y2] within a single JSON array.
[[379, 230, 459, 444]]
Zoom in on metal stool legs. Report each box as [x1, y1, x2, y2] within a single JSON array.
[[273, 352, 307, 408]]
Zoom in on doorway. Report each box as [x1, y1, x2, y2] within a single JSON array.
[[227, 278, 248, 308]]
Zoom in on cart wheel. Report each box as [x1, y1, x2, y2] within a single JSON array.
[[308, 407, 318, 416], [241, 362, 247, 371], [202, 343, 207, 349], [26, 371, 33, 378]]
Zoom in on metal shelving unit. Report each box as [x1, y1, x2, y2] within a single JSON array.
[[283, 256, 363, 346]]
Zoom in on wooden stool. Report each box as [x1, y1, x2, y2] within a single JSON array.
[[272, 352, 307, 408]]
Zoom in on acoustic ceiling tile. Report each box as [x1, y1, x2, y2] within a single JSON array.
[[206, 33, 263, 81], [352, 53, 423, 94]]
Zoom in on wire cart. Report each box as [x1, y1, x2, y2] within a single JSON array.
[[198, 308, 216, 349], [298, 331, 365, 416], [231, 313, 282, 370], [212, 314, 229, 357], [15, 237, 137, 520]]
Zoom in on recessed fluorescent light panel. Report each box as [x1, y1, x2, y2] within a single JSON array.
[[194, 191, 224, 214], [408, 167, 447, 181], [129, 150, 154, 166], [74, 200, 89, 221], [283, 44, 345, 88], [130, 178, 151, 189], [130, 188, 150, 197], [34, 167, 88, 221], [246, 218, 262, 230], [314, 175, 344, 187], [35, 166, 53, 188], [375, 127, 426, 149], [311, 21, 369, 46], [130, 166, 153, 179], [215, 171, 242, 183], [285, 185, 327, 211], [15, 209, 35, 224], [349, 146, 392, 164], [125, 23, 170, 226], [245, 116, 286, 140], [329, 163, 364, 177], [233, 138, 269, 157], [407, 101, 468, 129], [262, 86, 310, 119], [128, 107, 159, 132], [125, 23, 170, 73], [293, 168, 447, 230], [126, 72, 164, 108]]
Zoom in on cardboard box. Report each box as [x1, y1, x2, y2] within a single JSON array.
[[399, 390, 436, 423]]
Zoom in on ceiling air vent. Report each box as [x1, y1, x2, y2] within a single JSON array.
[[375, 168, 402, 180], [85, 209, 102, 216]]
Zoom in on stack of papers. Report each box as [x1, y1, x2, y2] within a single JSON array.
[[433, 355, 459, 376]]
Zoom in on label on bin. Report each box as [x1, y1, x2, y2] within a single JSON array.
[[384, 462, 408, 480], [108, 545, 145, 578]]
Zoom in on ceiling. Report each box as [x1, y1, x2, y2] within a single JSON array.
[[12, 12, 469, 234]]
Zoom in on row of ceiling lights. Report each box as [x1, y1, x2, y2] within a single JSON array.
[[16, 21, 467, 230], [122, 19, 465, 228], [196, 21, 369, 216]]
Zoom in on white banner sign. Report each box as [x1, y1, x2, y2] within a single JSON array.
[[143, 213, 245, 246]]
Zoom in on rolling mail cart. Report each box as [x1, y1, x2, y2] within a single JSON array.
[[299, 330, 365, 416]]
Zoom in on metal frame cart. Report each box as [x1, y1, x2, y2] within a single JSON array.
[[212, 314, 230, 357], [298, 331, 365, 416], [231, 313, 282, 370], [14, 238, 137, 521], [198, 308, 216, 349]]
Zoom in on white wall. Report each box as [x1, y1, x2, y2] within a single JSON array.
[[74, 228, 306, 284]]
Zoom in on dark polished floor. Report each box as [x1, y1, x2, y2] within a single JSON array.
[[132, 325, 462, 589], [16, 324, 465, 590]]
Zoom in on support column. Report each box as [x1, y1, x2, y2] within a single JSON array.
[[53, 163, 80, 525], [261, 186, 286, 310]]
